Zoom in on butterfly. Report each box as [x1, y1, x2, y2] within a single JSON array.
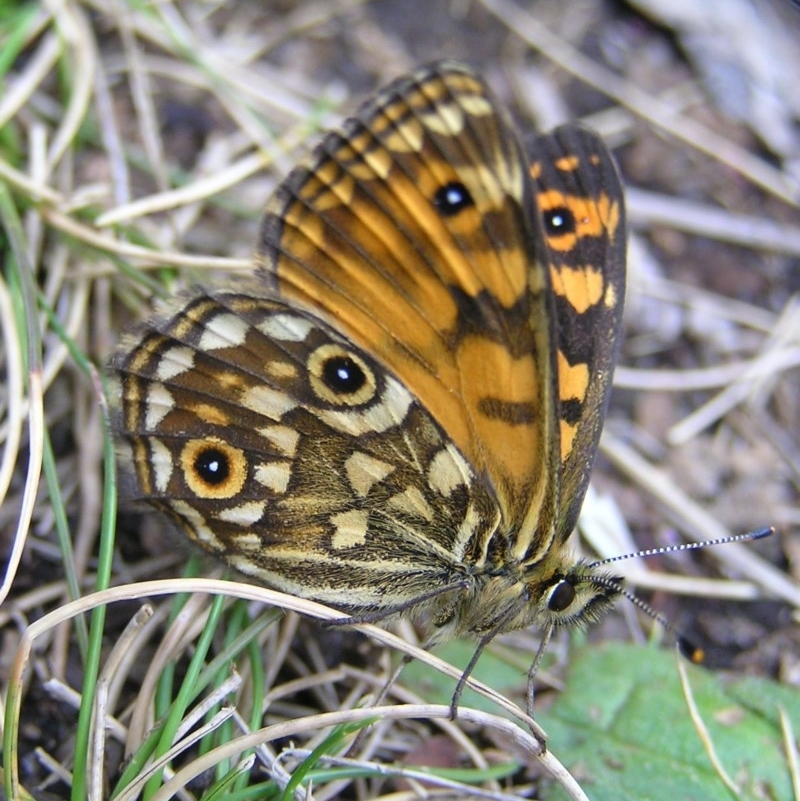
[[112, 61, 627, 715]]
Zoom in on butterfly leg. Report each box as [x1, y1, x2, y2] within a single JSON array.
[[450, 632, 495, 719], [526, 623, 554, 720]]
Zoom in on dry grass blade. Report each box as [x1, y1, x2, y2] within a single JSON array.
[[781, 707, 800, 801], [677, 658, 740, 796], [626, 188, 800, 256]]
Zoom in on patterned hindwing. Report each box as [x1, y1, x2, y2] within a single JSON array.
[[529, 125, 626, 542], [256, 61, 558, 543], [112, 289, 501, 613]]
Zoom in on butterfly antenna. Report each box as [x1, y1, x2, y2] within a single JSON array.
[[588, 526, 774, 662], [588, 572, 705, 661], [589, 527, 773, 570]]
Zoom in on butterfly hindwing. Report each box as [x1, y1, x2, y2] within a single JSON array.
[[113, 288, 501, 612], [529, 125, 626, 543]]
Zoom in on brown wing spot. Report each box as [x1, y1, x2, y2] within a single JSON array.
[[550, 264, 605, 314], [477, 397, 535, 424]]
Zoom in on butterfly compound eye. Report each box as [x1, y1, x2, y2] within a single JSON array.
[[548, 579, 576, 612]]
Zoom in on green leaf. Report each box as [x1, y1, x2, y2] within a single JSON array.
[[536, 643, 798, 801]]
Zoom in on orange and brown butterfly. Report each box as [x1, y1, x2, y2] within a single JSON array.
[[112, 61, 627, 710]]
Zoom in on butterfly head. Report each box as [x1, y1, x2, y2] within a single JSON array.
[[531, 557, 623, 631], [436, 545, 622, 640]]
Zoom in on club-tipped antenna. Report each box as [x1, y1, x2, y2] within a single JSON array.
[[588, 527, 773, 662], [590, 527, 773, 569]]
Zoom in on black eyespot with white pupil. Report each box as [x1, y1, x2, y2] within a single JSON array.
[[543, 206, 576, 237], [308, 344, 378, 407], [194, 446, 230, 486], [434, 181, 473, 216], [181, 439, 248, 499], [548, 579, 576, 612], [322, 355, 366, 395]]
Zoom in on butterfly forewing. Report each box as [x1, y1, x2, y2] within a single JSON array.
[[258, 62, 557, 537]]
